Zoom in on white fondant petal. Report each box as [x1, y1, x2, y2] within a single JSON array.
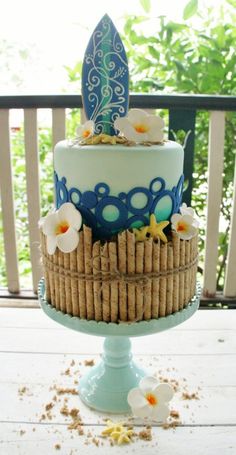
[[128, 109, 148, 124], [42, 212, 59, 235], [129, 130, 149, 142], [84, 119, 95, 131], [56, 228, 79, 253], [180, 204, 194, 217], [171, 213, 182, 224], [154, 383, 174, 403], [127, 388, 147, 408], [131, 403, 151, 419], [139, 376, 158, 393], [147, 129, 164, 142], [114, 116, 128, 133], [151, 403, 170, 422], [177, 225, 197, 240], [181, 214, 194, 224], [58, 203, 82, 230], [76, 125, 83, 136], [47, 235, 57, 255], [148, 115, 165, 129]]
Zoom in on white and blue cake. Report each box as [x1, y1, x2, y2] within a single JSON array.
[[40, 14, 198, 322]]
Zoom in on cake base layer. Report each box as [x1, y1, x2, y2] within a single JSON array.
[[40, 226, 198, 323]]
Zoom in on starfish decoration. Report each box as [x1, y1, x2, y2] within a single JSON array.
[[147, 214, 169, 243], [111, 428, 134, 445], [101, 420, 134, 445], [133, 226, 149, 242], [101, 420, 124, 436]]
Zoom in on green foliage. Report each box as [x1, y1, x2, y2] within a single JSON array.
[[183, 0, 198, 20], [139, 0, 151, 14], [121, 1, 236, 289]]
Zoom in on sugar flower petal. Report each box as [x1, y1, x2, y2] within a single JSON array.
[[131, 403, 152, 419], [127, 376, 174, 423], [56, 227, 79, 253], [46, 235, 57, 255], [150, 403, 170, 422], [42, 212, 59, 236], [139, 376, 159, 393], [127, 388, 148, 409], [58, 202, 82, 230], [171, 212, 198, 240], [76, 120, 94, 139], [154, 383, 174, 403], [114, 109, 165, 143], [170, 213, 182, 224]]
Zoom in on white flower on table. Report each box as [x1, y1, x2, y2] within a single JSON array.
[[127, 376, 174, 422], [41, 202, 82, 254], [114, 109, 164, 143], [76, 120, 95, 139]]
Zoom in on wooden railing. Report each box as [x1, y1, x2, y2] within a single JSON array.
[[0, 94, 236, 307]]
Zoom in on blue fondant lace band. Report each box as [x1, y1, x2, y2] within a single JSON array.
[[54, 172, 184, 239]]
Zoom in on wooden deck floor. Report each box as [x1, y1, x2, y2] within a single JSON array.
[[0, 304, 235, 454]]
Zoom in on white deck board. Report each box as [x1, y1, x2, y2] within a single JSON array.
[[0, 306, 235, 329], [1, 424, 235, 455], [0, 307, 235, 454]]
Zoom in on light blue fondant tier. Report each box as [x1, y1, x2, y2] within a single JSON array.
[[54, 140, 184, 239]]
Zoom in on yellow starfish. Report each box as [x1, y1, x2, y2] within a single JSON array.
[[147, 214, 169, 243], [101, 420, 124, 436], [111, 428, 134, 445], [133, 225, 149, 242]]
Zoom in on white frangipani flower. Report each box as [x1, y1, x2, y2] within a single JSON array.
[[76, 120, 95, 139], [41, 203, 82, 254], [180, 203, 199, 227], [127, 376, 174, 422], [114, 109, 164, 143], [171, 212, 198, 240]]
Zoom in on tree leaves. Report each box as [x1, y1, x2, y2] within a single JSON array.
[[139, 0, 151, 13], [183, 0, 198, 20]]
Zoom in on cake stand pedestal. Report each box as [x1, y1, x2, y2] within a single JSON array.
[[38, 279, 201, 413]]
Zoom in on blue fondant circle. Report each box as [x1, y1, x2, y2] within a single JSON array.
[[150, 177, 165, 195], [94, 182, 110, 197], [68, 188, 82, 207], [81, 190, 98, 209], [125, 215, 149, 229], [127, 187, 152, 215], [151, 191, 175, 221], [95, 196, 128, 229]]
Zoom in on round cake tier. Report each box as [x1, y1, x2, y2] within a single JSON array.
[[54, 140, 184, 239]]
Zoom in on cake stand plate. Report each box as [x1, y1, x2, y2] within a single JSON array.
[[38, 279, 201, 413]]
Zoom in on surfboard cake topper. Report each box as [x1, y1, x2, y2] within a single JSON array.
[[82, 14, 129, 136]]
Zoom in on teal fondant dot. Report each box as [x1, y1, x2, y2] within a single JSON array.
[[102, 205, 119, 222]]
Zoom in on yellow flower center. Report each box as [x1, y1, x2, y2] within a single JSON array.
[[146, 393, 158, 406], [134, 123, 149, 133], [55, 221, 69, 235], [82, 129, 91, 138], [177, 221, 188, 233]]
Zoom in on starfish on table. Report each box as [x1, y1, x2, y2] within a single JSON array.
[[111, 428, 134, 445], [147, 214, 169, 243], [101, 419, 134, 445], [101, 420, 124, 436]]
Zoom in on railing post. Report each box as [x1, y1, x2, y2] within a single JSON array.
[[203, 111, 225, 298]]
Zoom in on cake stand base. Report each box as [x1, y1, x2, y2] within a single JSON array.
[[39, 279, 201, 414], [79, 337, 146, 413]]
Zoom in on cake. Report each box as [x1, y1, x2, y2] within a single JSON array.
[[39, 14, 198, 323]]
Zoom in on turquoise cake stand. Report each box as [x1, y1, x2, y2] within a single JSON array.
[[38, 278, 201, 414]]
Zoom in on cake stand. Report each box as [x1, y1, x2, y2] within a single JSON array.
[[38, 278, 201, 414]]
